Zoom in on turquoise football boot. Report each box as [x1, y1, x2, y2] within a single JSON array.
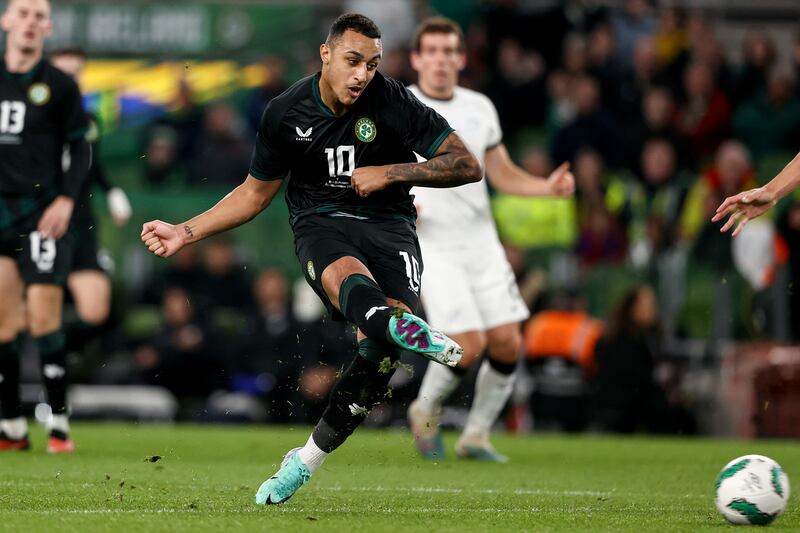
[[388, 311, 462, 367], [255, 447, 311, 505]]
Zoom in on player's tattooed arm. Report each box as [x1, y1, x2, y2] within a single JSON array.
[[141, 176, 282, 257], [351, 132, 482, 197], [389, 132, 482, 187]]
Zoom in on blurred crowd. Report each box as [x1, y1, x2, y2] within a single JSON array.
[[70, 1, 800, 431]]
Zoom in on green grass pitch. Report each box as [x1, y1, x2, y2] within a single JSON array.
[[0, 423, 797, 532]]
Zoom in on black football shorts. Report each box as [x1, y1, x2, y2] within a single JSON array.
[[0, 208, 74, 285], [292, 213, 423, 321]]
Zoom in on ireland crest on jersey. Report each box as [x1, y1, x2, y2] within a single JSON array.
[[355, 117, 376, 143]]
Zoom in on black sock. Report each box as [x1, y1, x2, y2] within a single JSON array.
[[487, 355, 517, 375], [339, 274, 400, 343], [0, 338, 22, 419], [35, 331, 68, 415], [311, 339, 397, 452], [65, 318, 108, 352]]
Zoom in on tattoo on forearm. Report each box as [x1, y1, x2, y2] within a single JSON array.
[[387, 133, 481, 187], [184, 225, 194, 238]]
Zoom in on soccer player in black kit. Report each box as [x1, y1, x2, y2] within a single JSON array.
[[0, 0, 89, 453], [141, 14, 482, 504]]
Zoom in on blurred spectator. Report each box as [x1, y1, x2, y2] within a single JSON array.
[[545, 69, 576, 133], [593, 285, 695, 434], [197, 236, 254, 310], [481, 0, 604, 75], [149, 78, 204, 169], [573, 148, 607, 216], [685, 17, 735, 97], [623, 86, 686, 172], [777, 201, 800, 340], [379, 46, 415, 86], [793, 33, 800, 96], [520, 146, 553, 178], [561, 32, 589, 76], [613, 36, 670, 123], [628, 139, 689, 268], [551, 75, 620, 167], [231, 269, 308, 422], [733, 69, 800, 158], [190, 103, 252, 186], [577, 204, 627, 267], [133, 287, 224, 401], [140, 246, 206, 305], [141, 126, 181, 186], [245, 55, 289, 132], [572, 148, 627, 224], [681, 141, 755, 271], [487, 39, 547, 135], [610, 0, 657, 70], [734, 30, 776, 106], [674, 61, 731, 164], [587, 23, 620, 110], [653, 7, 688, 67]]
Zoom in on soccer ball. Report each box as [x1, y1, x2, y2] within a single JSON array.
[[715, 454, 790, 525]]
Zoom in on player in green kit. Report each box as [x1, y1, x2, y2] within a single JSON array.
[[140, 13, 482, 504], [0, 0, 89, 453]]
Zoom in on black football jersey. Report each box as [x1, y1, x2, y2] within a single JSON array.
[[0, 59, 87, 206], [249, 71, 454, 224]]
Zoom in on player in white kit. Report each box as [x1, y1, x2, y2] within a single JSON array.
[[407, 17, 575, 462]]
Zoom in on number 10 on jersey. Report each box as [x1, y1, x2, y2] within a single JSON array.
[[325, 145, 355, 177]]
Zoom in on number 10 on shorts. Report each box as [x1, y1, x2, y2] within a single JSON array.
[[399, 251, 420, 293]]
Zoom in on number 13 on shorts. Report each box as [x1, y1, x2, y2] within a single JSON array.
[[399, 251, 420, 294]]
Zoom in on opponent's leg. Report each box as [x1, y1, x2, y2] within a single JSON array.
[[322, 257, 462, 366], [66, 270, 111, 350], [27, 284, 74, 453], [408, 330, 485, 459], [0, 257, 28, 450], [256, 333, 398, 504], [456, 322, 521, 463]]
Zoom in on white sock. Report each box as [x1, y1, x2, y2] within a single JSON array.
[[462, 360, 516, 438], [297, 434, 328, 473], [49, 414, 70, 435], [1, 417, 28, 439], [414, 361, 461, 413]]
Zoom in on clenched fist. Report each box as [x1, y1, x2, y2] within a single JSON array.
[[141, 220, 186, 258], [351, 165, 390, 197]]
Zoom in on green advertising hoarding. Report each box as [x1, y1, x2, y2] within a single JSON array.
[[47, 2, 323, 57]]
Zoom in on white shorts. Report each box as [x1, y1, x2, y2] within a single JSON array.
[[420, 240, 530, 335]]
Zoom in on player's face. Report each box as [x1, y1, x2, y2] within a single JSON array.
[[321, 29, 382, 107], [411, 32, 465, 93], [50, 54, 85, 81], [1, 0, 52, 54]]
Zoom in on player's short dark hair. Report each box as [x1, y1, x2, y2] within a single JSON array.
[[411, 16, 465, 53], [326, 13, 381, 46], [50, 46, 87, 60]]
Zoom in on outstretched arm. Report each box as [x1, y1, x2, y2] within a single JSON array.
[[350, 132, 482, 196], [141, 175, 282, 257], [712, 151, 800, 236], [484, 144, 575, 197]]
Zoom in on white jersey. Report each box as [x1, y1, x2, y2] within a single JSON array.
[[408, 85, 502, 247], [409, 85, 529, 333]]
